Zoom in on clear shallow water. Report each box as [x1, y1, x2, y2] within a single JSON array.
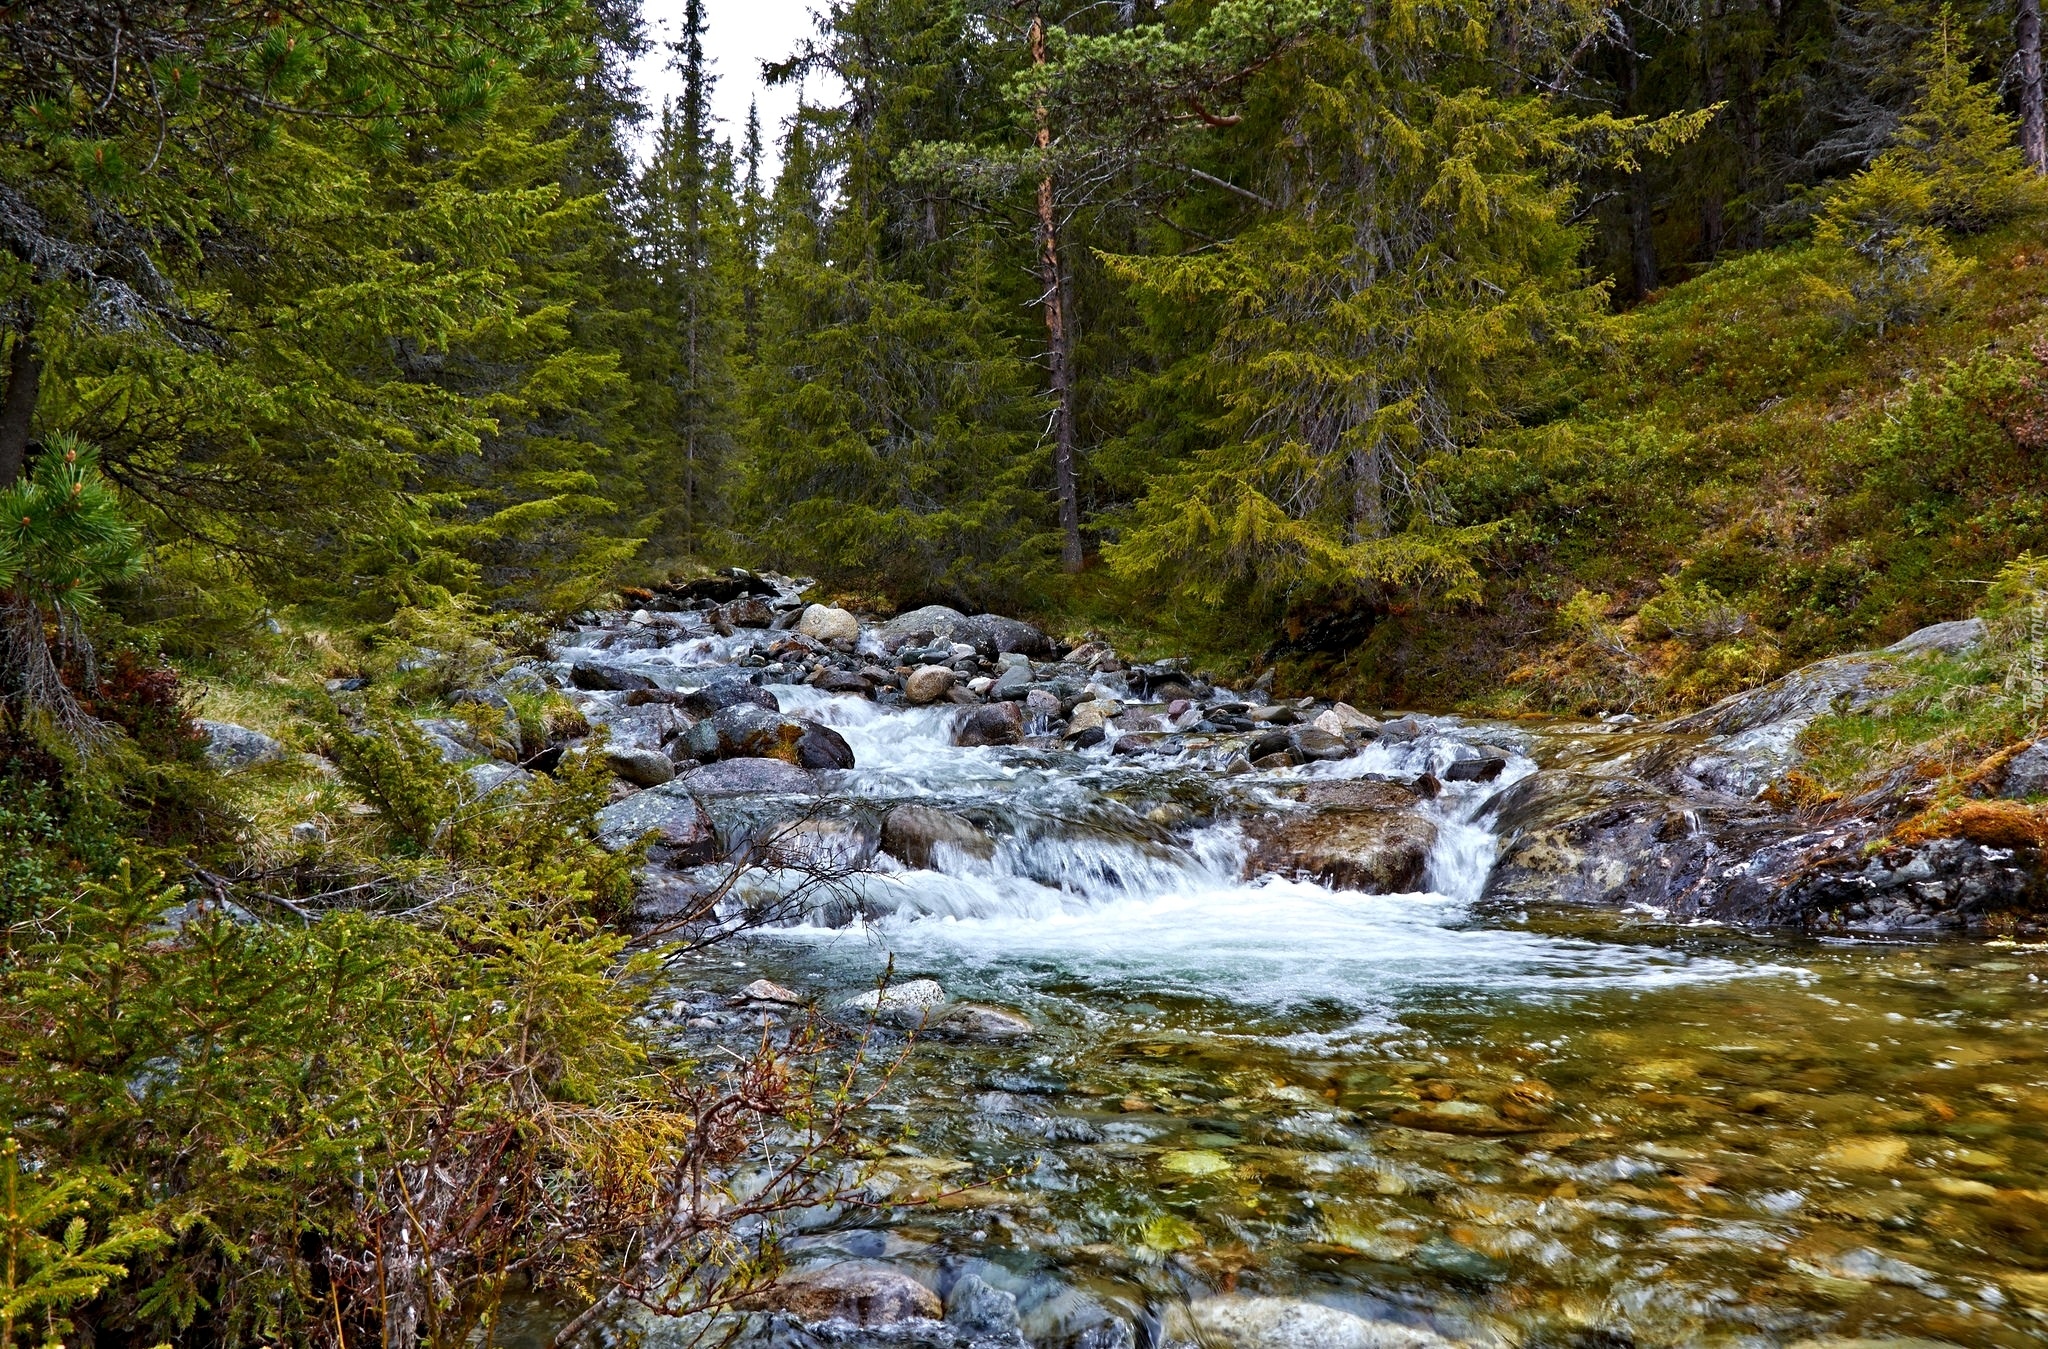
[[558, 631, 2048, 1346]]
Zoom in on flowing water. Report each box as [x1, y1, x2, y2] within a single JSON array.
[[563, 628, 2048, 1348]]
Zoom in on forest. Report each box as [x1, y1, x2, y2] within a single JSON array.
[[8, 0, 2048, 1345]]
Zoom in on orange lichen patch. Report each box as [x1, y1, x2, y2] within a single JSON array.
[[1895, 800, 2048, 850], [1964, 740, 2040, 794], [1761, 769, 1840, 810]]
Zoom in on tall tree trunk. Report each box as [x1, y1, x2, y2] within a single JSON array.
[[2021, 0, 2047, 174], [1701, 27, 1727, 258], [1032, 10, 1084, 573], [1623, 25, 1659, 299], [0, 322, 40, 487]]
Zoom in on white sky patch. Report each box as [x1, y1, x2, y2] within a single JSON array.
[[630, 0, 830, 175]]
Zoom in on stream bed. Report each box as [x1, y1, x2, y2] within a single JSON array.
[[543, 610, 2048, 1349]]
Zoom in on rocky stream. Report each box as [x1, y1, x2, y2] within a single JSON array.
[[500, 572, 2048, 1349]]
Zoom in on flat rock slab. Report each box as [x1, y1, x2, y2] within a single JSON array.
[[765, 1262, 941, 1327]]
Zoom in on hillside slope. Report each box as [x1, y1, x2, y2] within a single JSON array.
[[1267, 219, 2048, 716]]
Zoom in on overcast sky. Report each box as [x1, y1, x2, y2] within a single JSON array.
[[630, 0, 826, 175]]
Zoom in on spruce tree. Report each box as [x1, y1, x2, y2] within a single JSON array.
[[741, 115, 1053, 606], [1885, 17, 2037, 231], [1084, 0, 1705, 621], [632, 0, 742, 554]]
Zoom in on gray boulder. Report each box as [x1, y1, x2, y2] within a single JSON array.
[[876, 604, 1053, 656], [2001, 741, 2048, 798], [677, 757, 817, 795], [604, 746, 676, 787], [682, 704, 806, 763], [594, 784, 718, 865], [569, 659, 656, 692], [679, 672, 778, 717], [989, 664, 1035, 700], [199, 720, 285, 770], [1886, 617, 1987, 655]]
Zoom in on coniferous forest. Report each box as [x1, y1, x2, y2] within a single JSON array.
[[13, 0, 2048, 1346]]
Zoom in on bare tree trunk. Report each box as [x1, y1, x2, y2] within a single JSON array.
[[1622, 25, 1659, 299], [0, 321, 40, 487], [2022, 0, 2047, 174], [1032, 10, 1084, 573]]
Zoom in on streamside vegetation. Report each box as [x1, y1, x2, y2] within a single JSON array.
[[6, 0, 2048, 1342]]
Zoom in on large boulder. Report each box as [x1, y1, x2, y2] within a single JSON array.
[[1243, 779, 1436, 893], [604, 745, 676, 787], [953, 702, 1024, 747], [678, 672, 777, 717], [594, 784, 718, 865], [682, 704, 807, 764], [763, 1262, 940, 1327], [875, 604, 1053, 656], [796, 604, 861, 644], [676, 757, 818, 796], [881, 805, 995, 868], [199, 720, 285, 770], [569, 659, 656, 692]]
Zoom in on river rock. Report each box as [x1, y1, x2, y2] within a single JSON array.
[[1313, 703, 1381, 737], [945, 1274, 1022, 1337], [1176, 1297, 1455, 1349], [569, 659, 657, 692], [795, 721, 856, 770], [737, 978, 805, 1005], [682, 704, 807, 763], [989, 664, 1035, 700], [199, 720, 285, 769], [767, 1262, 941, 1327], [1067, 698, 1121, 736], [932, 1004, 1034, 1041], [1244, 780, 1436, 892], [1443, 755, 1507, 783], [677, 757, 818, 795], [679, 672, 778, 716], [954, 701, 1024, 747], [905, 665, 956, 705], [594, 783, 718, 863], [724, 595, 777, 627], [604, 745, 676, 787], [882, 805, 995, 867], [1289, 725, 1351, 761], [844, 978, 947, 1025], [797, 604, 861, 644]]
